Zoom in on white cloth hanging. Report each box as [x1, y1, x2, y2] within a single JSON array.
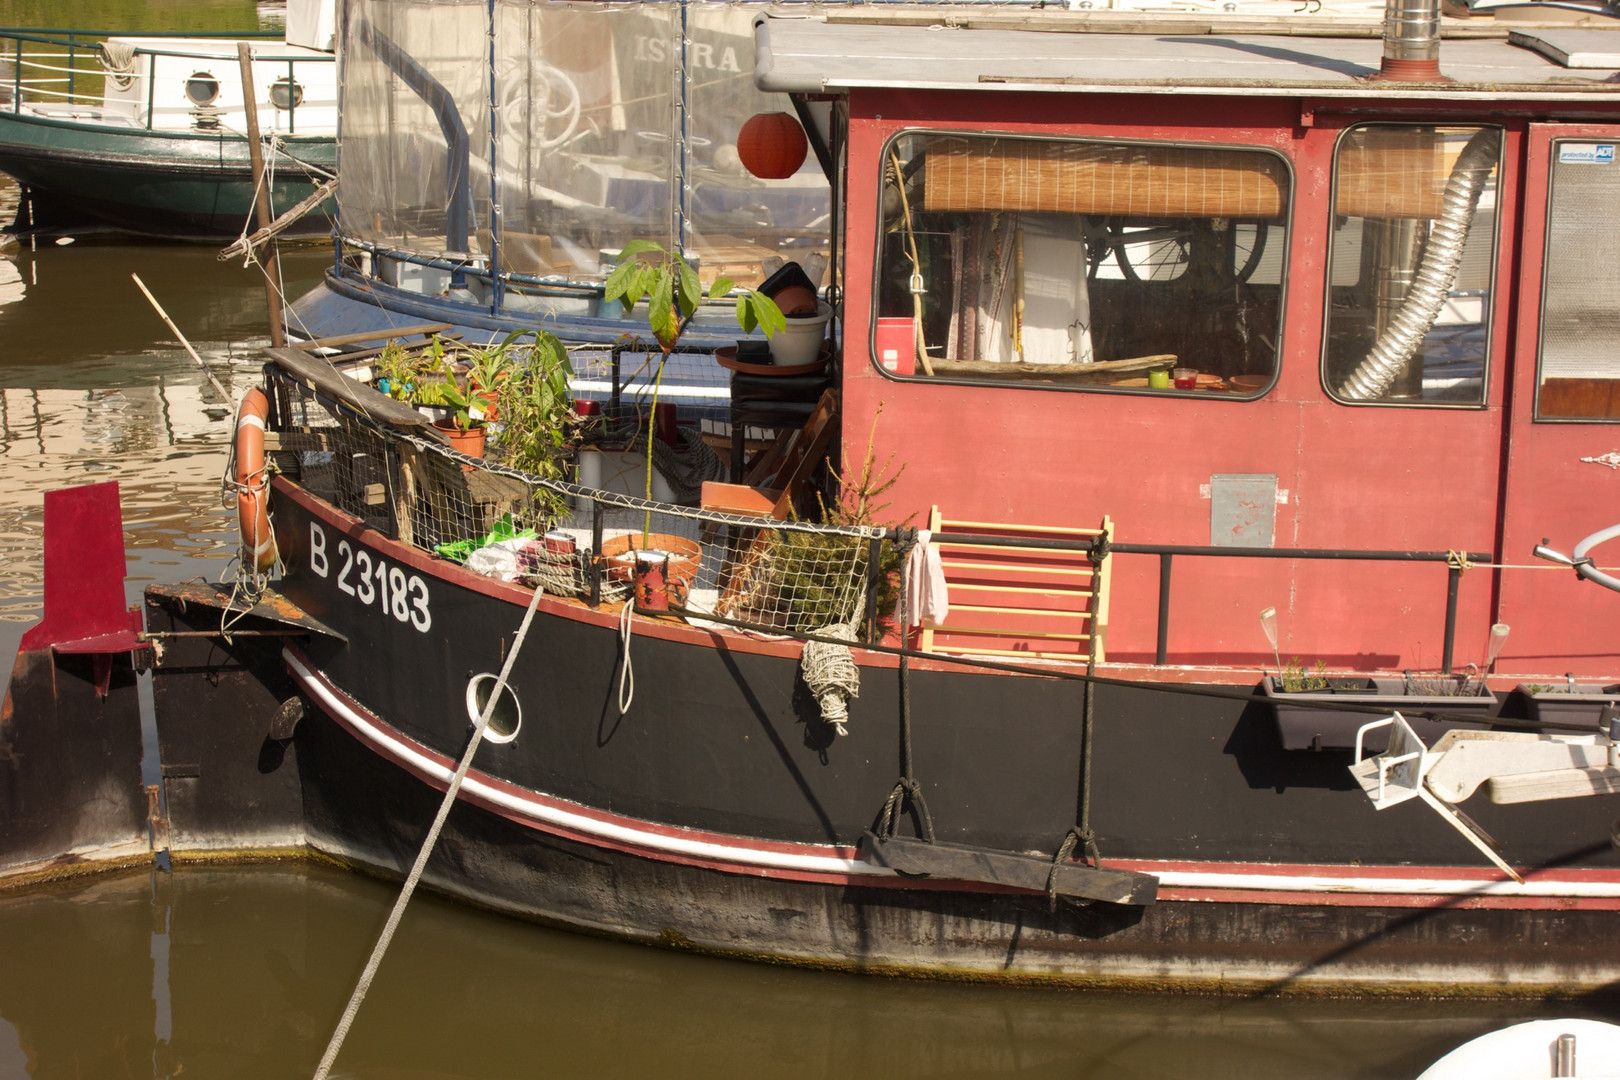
[[905, 529, 950, 629]]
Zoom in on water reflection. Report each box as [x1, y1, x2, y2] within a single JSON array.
[[0, 173, 330, 639], [0, 862, 1591, 1080]]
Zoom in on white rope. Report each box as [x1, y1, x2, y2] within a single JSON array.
[[617, 598, 636, 715], [801, 622, 861, 736], [310, 584, 547, 1080]]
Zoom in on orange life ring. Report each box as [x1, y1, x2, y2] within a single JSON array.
[[235, 388, 279, 573]]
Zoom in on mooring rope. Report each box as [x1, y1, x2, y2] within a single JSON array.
[[874, 539, 935, 842], [617, 597, 636, 715], [1048, 524, 1108, 910], [310, 585, 546, 1080]]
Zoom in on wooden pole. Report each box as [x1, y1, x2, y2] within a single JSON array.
[[237, 42, 285, 348], [130, 274, 234, 407]]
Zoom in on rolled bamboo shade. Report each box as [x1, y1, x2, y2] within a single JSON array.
[[922, 137, 1288, 218], [1333, 131, 1470, 219]]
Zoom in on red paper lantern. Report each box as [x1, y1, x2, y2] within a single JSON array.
[[736, 112, 808, 180]]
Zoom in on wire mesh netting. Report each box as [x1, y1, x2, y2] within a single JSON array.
[[265, 365, 883, 634]]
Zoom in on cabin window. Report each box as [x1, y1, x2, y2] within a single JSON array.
[[873, 132, 1289, 395], [1537, 139, 1620, 420], [1323, 124, 1501, 407]]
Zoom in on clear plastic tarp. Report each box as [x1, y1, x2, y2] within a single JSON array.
[[338, 0, 829, 288]]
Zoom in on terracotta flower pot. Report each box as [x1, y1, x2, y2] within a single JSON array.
[[600, 532, 702, 586], [433, 419, 487, 468]]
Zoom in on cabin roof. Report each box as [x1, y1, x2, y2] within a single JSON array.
[[754, 15, 1620, 100]]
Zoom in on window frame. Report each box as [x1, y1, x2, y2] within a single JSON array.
[[1532, 135, 1620, 424], [869, 126, 1295, 401], [1319, 121, 1504, 412]]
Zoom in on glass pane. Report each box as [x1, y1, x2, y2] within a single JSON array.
[[1324, 124, 1500, 406], [874, 132, 1288, 395], [339, 0, 491, 256], [1539, 139, 1620, 420], [493, 0, 677, 280], [684, 3, 830, 291]]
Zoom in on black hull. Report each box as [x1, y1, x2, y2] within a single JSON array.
[[291, 684, 1620, 993], [137, 479, 1620, 994]]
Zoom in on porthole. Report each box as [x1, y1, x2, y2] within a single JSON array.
[[464, 673, 521, 744], [269, 76, 304, 111], [183, 72, 219, 106]]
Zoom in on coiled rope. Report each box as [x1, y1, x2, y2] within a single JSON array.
[[801, 622, 861, 735], [310, 585, 546, 1080]]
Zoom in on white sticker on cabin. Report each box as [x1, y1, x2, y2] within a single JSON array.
[[1559, 143, 1615, 165]]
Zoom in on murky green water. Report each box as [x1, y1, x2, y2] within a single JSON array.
[[0, 3, 1616, 1078], [0, 862, 1602, 1080]]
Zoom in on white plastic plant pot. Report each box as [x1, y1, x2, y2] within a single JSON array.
[[767, 300, 832, 367]]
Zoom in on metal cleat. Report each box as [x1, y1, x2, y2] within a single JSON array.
[[1348, 713, 1428, 809]]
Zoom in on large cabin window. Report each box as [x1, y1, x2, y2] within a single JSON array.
[[1537, 139, 1620, 420], [1323, 124, 1501, 407], [873, 132, 1289, 396]]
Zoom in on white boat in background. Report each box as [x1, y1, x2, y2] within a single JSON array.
[[0, 0, 336, 240], [1418, 1019, 1620, 1079]]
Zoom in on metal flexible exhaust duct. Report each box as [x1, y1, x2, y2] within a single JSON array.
[[1336, 127, 1500, 402]]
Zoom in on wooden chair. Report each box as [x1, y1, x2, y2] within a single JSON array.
[[699, 390, 840, 619], [700, 389, 839, 521]]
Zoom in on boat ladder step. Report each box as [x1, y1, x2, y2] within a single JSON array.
[[857, 832, 1158, 906]]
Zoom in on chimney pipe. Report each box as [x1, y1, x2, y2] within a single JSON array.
[[1373, 0, 1448, 82]]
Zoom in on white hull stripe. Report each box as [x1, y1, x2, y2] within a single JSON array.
[[285, 649, 1620, 902], [1150, 870, 1620, 899], [284, 648, 879, 877]]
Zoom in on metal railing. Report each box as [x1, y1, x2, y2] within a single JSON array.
[[930, 530, 1488, 674], [0, 28, 328, 132], [268, 354, 1491, 675]]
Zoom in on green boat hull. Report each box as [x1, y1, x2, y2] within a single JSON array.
[[0, 108, 335, 241]]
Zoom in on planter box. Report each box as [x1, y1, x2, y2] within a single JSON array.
[[1259, 675, 1497, 752], [1517, 683, 1620, 727]]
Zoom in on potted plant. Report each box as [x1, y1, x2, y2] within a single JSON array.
[[601, 240, 785, 510], [464, 329, 530, 421], [493, 329, 576, 521], [426, 373, 488, 462], [375, 337, 424, 401], [1516, 679, 1620, 725], [1258, 661, 1498, 752]]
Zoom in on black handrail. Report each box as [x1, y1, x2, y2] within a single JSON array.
[[927, 530, 1489, 675]]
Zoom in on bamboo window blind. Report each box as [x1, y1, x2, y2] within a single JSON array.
[[922, 137, 1288, 218], [919, 130, 1491, 220], [1333, 128, 1487, 220]]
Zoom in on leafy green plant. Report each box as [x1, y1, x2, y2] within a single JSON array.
[[600, 240, 788, 525], [602, 240, 784, 351], [375, 337, 422, 401], [1280, 657, 1330, 693], [493, 329, 576, 521], [465, 330, 526, 395], [429, 374, 484, 432]]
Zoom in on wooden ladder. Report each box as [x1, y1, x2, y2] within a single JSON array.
[[919, 508, 1112, 663]]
